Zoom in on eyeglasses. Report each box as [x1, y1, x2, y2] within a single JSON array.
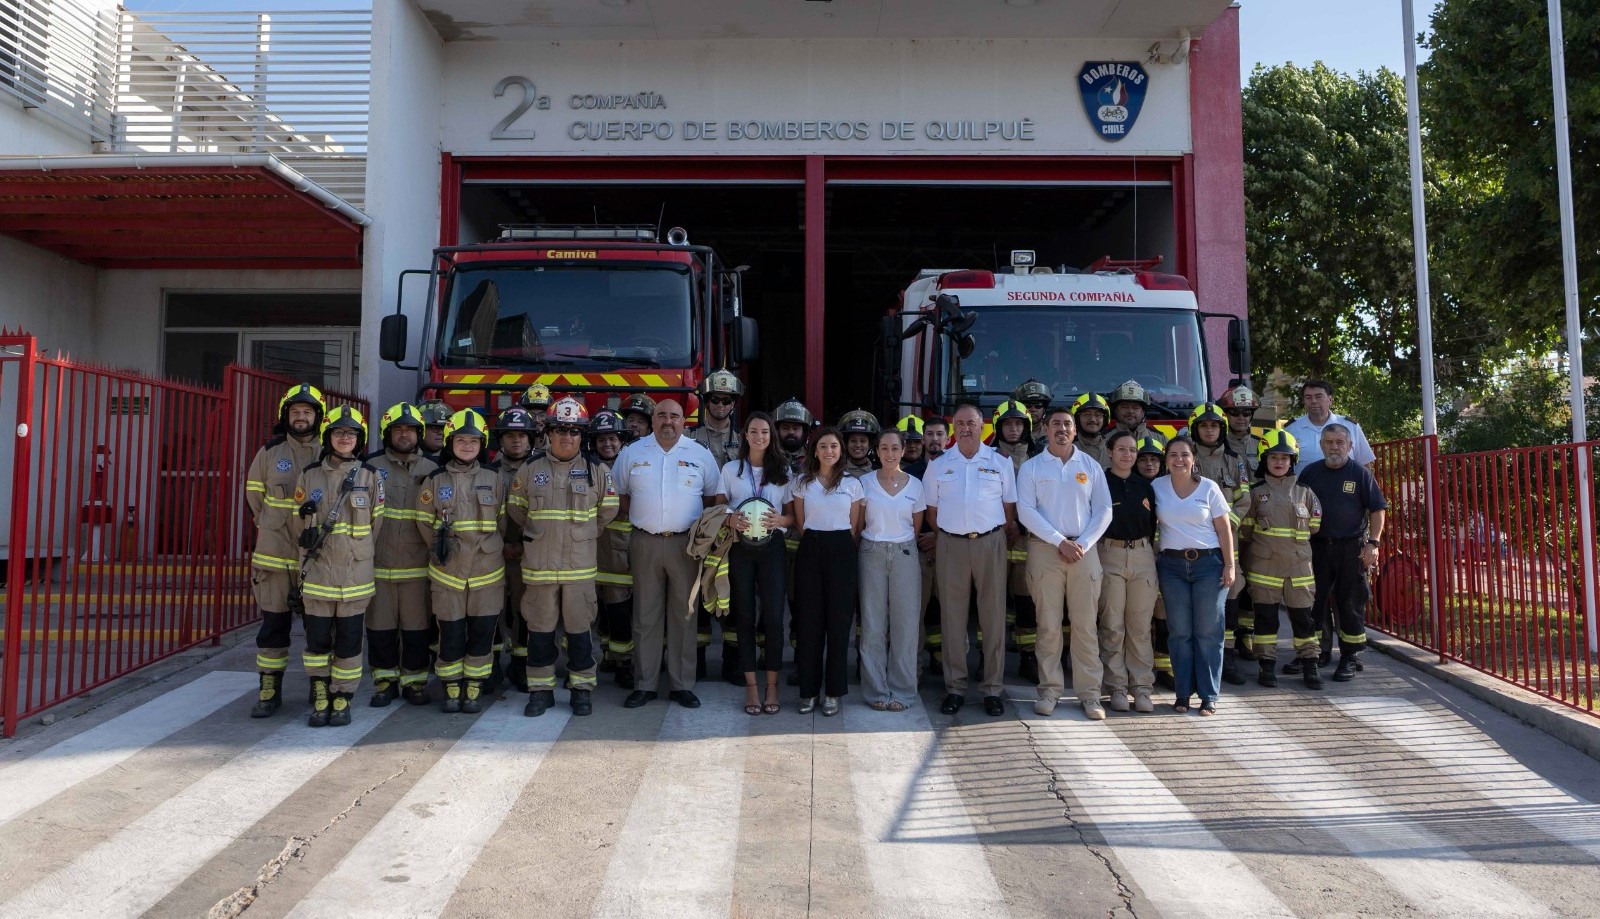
[[706, 396, 735, 406], [547, 426, 583, 437]]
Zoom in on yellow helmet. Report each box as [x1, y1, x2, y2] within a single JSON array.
[[1258, 428, 1300, 461], [1188, 401, 1227, 436], [1136, 434, 1167, 457], [442, 408, 490, 445], [1071, 392, 1111, 419], [278, 383, 327, 423], [379, 402, 425, 434], [895, 415, 924, 440], [700, 369, 744, 398], [320, 405, 367, 445], [520, 383, 553, 410]]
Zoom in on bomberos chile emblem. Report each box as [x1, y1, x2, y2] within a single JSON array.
[[1078, 62, 1148, 142]]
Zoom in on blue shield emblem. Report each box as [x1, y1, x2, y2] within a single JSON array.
[[1078, 62, 1148, 142], [310, 488, 324, 503], [275, 458, 293, 472], [438, 484, 454, 502]]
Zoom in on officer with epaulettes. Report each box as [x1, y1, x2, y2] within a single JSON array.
[[519, 383, 553, 454], [1108, 380, 1155, 441], [1072, 392, 1113, 468], [992, 399, 1042, 682], [493, 406, 540, 691], [1241, 429, 1325, 689], [839, 409, 880, 479], [620, 393, 656, 442], [1190, 401, 1256, 685], [1219, 385, 1263, 478], [506, 397, 620, 717], [417, 399, 452, 463], [1134, 434, 1176, 688], [415, 409, 506, 714], [590, 409, 637, 688], [364, 403, 438, 708], [1013, 380, 1052, 453], [287, 406, 385, 727], [690, 370, 743, 469], [244, 383, 327, 718]]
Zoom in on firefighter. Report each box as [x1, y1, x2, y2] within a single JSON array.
[[507, 397, 620, 717], [772, 396, 815, 684], [1014, 379, 1052, 451], [590, 409, 637, 688], [1219, 384, 1263, 478], [992, 400, 1041, 682], [289, 405, 383, 727], [690, 369, 743, 469], [839, 409, 880, 479], [1108, 380, 1154, 441], [364, 402, 439, 708], [519, 382, 554, 453], [418, 399, 452, 462], [415, 409, 506, 714], [1190, 401, 1255, 685], [620, 393, 657, 442], [1135, 434, 1176, 689], [1072, 392, 1113, 468], [1241, 430, 1325, 689], [493, 406, 540, 691], [898, 415, 927, 478], [243, 383, 326, 718]]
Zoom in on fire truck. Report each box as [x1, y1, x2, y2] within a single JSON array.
[[880, 251, 1249, 436], [377, 225, 758, 418]]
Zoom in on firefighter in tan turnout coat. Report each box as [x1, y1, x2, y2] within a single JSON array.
[[364, 402, 438, 707]]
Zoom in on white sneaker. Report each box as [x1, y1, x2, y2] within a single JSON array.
[[1108, 691, 1130, 712], [1033, 696, 1057, 716], [1082, 699, 1107, 721]]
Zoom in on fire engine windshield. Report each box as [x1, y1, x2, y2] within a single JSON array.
[[957, 307, 1207, 410], [438, 264, 694, 369]]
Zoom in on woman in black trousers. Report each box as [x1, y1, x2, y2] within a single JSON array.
[[792, 426, 864, 716]]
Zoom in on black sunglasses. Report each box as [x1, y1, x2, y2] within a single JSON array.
[[547, 426, 583, 436], [1225, 409, 1254, 417], [706, 395, 735, 405]]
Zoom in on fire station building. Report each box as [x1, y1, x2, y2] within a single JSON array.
[[2, 0, 1245, 415]]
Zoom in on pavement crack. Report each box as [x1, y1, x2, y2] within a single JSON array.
[[1016, 716, 1138, 919], [205, 740, 435, 919]]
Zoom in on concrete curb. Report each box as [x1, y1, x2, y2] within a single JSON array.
[[1367, 629, 1600, 764]]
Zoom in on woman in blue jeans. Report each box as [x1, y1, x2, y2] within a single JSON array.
[[1151, 436, 1237, 714]]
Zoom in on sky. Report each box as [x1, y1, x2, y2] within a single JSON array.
[[1239, 0, 1444, 81]]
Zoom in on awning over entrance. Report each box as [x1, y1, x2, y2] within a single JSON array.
[[0, 154, 369, 269]]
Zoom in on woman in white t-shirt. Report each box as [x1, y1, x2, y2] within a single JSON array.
[[857, 428, 926, 711], [792, 426, 864, 717], [1151, 436, 1236, 715], [714, 412, 794, 716]]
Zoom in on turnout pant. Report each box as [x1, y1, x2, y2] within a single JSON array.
[[1312, 538, 1370, 654], [1254, 604, 1321, 660], [501, 567, 528, 667], [522, 581, 598, 689], [936, 529, 1009, 697], [367, 578, 433, 688], [631, 531, 699, 693], [795, 530, 859, 699], [858, 537, 922, 706], [303, 597, 368, 694], [432, 574, 504, 684], [729, 538, 787, 676], [1098, 539, 1158, 695], [1026, 537, 1104, 704], [252, 567, 294, 675]]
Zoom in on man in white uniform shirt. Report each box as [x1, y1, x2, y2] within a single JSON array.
[[1016, 407, 1114, 719], [612, 399, 720, 709], [1285, 379, 1376, 467], [923, 404, 1019, 717]]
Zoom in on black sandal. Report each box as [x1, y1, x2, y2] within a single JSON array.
[[1173, 699, 1191, 714], [1199, 701, 1217, 716]]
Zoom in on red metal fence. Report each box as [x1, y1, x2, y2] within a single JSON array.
[[1372, 435, 1599, 715], [1, 333, 367, 736]]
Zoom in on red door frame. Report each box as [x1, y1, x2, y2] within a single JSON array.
[[444, 154, 1190, 412]]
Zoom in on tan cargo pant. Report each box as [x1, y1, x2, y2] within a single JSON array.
[[1026, 537, 1104, 703], [935, 529, 1009, 697], [631, 531, 699, 693], [1098, 539, 1158, 695]]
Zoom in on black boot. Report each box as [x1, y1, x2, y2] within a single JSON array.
[[487, 653, 504, 694], [1303, 658, 1325, 690], [1017, 650, 1039, 685], [307, 678, 332, 727], [1281, 658, 1305, 675], [524, 689, 554, 717], [508, 658, 529, 693], [250, 673, 282, 718], [329, 692, 353, 727], [1221, 648, 1247, 685], [441, 680, 462, 713], [1333, 653, 1359, 682], [462, 679, 485, 713], [570, 688, 593, 716], [403, 681, 431, 706], [1257, 658, 1278, 688], [615, 662, 636, 690], [370, 679, 399, 708]]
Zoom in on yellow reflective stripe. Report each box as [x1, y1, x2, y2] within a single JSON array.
[[251, 552, 299, 571], [607, 639, 635, 653], [606, 520, 633, 533], [1292, 636, 1319, 648], [524, 567, 598, 583], [451, 520, 500, 532], [1227, 511, 1242, 526], [383, 508, 432, 522], [528, 675, 559, 687], [1339, 631, 1367, 643], [526, 508, 598, 521], [331, 665, 363, 681], [595, 572, 633, 586], [464, 662, 493, 679], [302, 581, 376, 600], [1006, 549, 1027, 562], [507, 494, 530, 509], [256, 654, 288, 671], [324, 523, 373, 537], [434, 660, 464, 678], [245, 480, 267, 493], [428, 566, 467, 589], [263, 496, 299, 509], [372, 668, 400, 681], [468, 568, 506, 588], [399, 672, 428, 686], [376, 566, 429, 580], [1239, 517, 1256, 528], [599, 495, 619, 508], [302, 653, 331, 666], [1289, 575, 1316, 587], [1245, 572, 1284, 588]]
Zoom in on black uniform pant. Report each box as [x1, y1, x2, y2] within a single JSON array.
[[795, 530, 858, 698], [729, 538, 787, 675], [1312, 538, 1370, 655]]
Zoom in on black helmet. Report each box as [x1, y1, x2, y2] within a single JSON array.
[[591, 409, 625, 437], [495, 406, 539, 435]]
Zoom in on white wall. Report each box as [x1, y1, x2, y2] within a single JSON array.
[[362, 0, 445, 408], [0, 235, 98, 355], [91, 268, 364, 377]]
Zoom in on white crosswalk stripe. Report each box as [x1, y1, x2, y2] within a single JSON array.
[[1206, 700, 1555, 918], [287, 696, 572, 918], [1330, 696, 1600, 864], [0, 671, 256, 827], [0, 701, 403, 919], [844, 705, 1009, 918]]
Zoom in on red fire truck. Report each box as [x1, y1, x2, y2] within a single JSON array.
[[377, 225, 758, 418]]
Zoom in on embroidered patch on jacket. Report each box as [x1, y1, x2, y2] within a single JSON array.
[[438, 484, 454, 501], [533, 472, 550, 487], [275, 458, 293, 472]]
